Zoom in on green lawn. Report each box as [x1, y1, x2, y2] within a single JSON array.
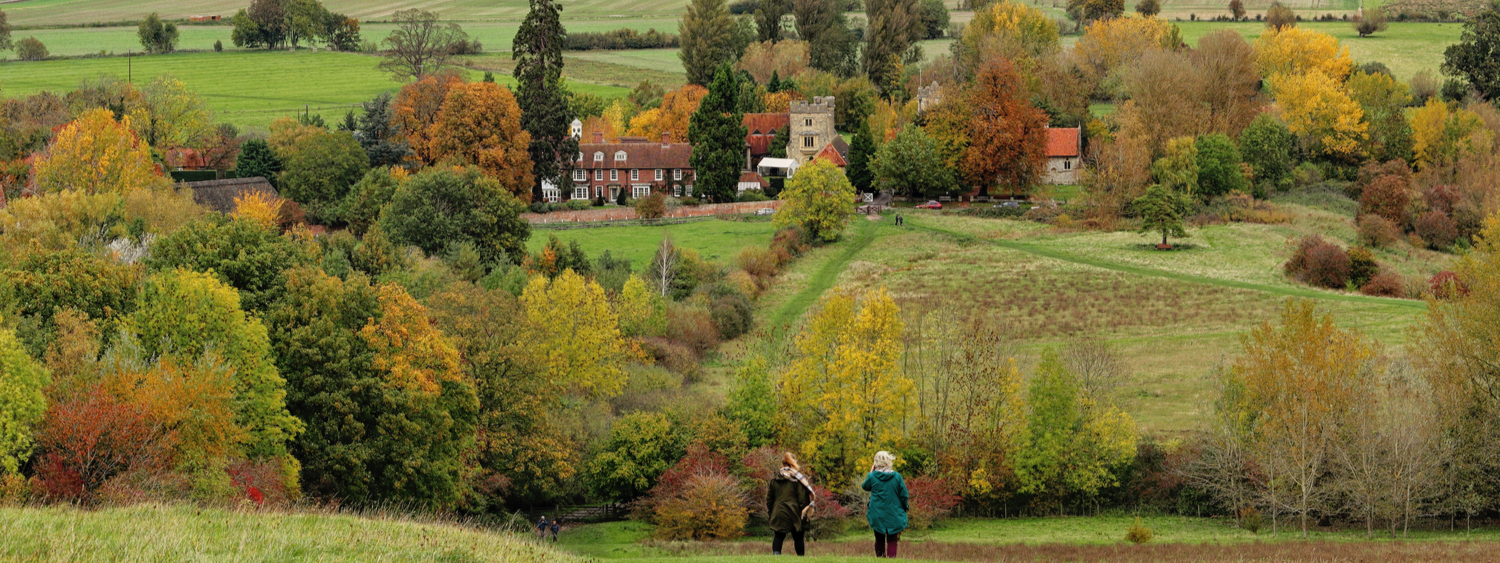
[[1174, 21, 1464, 81], [525, 218, 778, 269], [0, 50, 628, 130], [5, 0, 697, 26], [0, 503, 588, 563]]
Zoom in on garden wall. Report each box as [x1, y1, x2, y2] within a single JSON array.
[[523, 200, 781, 224]]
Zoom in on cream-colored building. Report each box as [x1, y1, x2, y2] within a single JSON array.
[[787, 97, 838, 166]]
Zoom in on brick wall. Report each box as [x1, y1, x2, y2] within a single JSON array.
[[524, 200, 782, 224]]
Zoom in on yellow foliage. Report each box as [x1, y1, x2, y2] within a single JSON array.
[[127, 75, 215, 149], [102, 357, 247, 465], [778, 287, 910, 484], [123, 187, 204, 236], [1409, 98, 1494, 170], [360, 284, 466, 396], [1073, 16, 1172, 82], [520, 270, 628, 399], [267, 117, 325, 157], [961, 0, 1060, 61], [30, 108, 169, 195], [603, 99, 633, 141], [1254, 27, 1353, 82], [233, 191, 285, 230], [615, 276, 658, 338], [1269, 71, 1367, 158]]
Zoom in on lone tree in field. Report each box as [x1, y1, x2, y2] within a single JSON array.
[[1265, 2, 1296, 29], [1353, 7, 1387, 37], [1134, 183, 1190, 248], [1443, 10, 1500, 102], [379, 9, 468, 81], [514, 0, 579, 202], [1228, 0, 1246, 21], [1135, 0, 1160, 17], [775, 158, 855, 242], [138, 13, 180, 54], [687, 63, 746, 202]]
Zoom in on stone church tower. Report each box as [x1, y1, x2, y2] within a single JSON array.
[[786, 96, 837, 166]]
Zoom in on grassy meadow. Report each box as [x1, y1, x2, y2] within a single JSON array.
[[0, 503, 588, 563], [525, 218, 779, 267]]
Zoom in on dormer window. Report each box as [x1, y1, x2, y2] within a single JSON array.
[[614, 150, 627, 161], [593, 152, 604, 162], [577, 152, 584, 162]]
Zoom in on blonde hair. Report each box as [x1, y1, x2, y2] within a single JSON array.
[[872, 451, 896, 471], [781, 452, 801, 471]]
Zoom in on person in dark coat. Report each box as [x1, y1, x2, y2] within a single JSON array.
[[766, 452, 816, 556], [549, 519, 560, 542], [536, 516, 549, 540], [862, 451, 909, 558]]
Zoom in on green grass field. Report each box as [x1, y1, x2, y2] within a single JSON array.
[[1175, 20, 1463, 80], [0, 503, 588, 562], [525, 218, 779, 268], [0, 50, 629, 130]]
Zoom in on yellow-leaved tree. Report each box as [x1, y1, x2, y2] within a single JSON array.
[[616, 275, 661, 338], [779, 286, 910, 484], [1072, 15, 1172, 89], [520, 269, 628, 399], [1253, 27, 1353, 82], [1270, 71, 1367, 159], [30, 108, 169, 195], [958, 0, 1060, 71], [128, 75, 215, 150], [233, 191, 285, 231], [1408, 98, 1494, 170], [774, 158, 855, 243]]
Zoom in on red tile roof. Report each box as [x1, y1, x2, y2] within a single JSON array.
[[814, 143, 847, 167], [739, 171, 767, 187], [1046, 127, 1080, 158], [743, 113, 789, 157], [164, 148, 206, 170], [577, 138, 693, 171]]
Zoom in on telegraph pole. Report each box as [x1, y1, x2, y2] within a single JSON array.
[[127, 49, 133, 83]]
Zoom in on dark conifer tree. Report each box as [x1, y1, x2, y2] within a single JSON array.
[[514, 0, 579, 201], [688, 64, 748, 203], [846, 125, 876, 192]]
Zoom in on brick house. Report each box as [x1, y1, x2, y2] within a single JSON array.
[[1044, 127, 1082, 185], [571, 132, 695, 201], [742, 113, 790, 171]]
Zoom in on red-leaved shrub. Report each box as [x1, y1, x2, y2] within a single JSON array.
[[1356, 214, 1402, 248], [769, 226, 810, 267], [33, 386, 176, 503], [665, 303, 720, 353], [1430, 270, 1467, 299], [905, 476, 962, 530], [641, 444, 746, 540], [1423, 183, 1459, 215], [1351, 159, 1412, 201], [1414, 210, 1458, 250], [639, 336, 700, 379], [1284, 235, 1350, 289], [1359, 271, 1406, 298], [1359, 174, 1413, 229], [226, 459, 292, 506]]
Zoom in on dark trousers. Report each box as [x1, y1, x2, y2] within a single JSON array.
[[874, 532, 900, 558], [772, 530, 805, 555]]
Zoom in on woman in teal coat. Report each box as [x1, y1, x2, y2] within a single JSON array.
[[861, 451, 909, 558]]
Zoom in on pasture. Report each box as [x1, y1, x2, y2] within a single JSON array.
[[0, 50, 629, 129], [525, 218, 779, 268]]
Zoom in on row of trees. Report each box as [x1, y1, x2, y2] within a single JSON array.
[[231, 0, 361, 51]]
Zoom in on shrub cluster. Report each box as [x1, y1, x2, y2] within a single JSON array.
[[1285, 235, 1407, 297], [565, 28, 679, 51]]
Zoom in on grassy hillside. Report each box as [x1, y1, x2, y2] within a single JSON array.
[[0, 503, 589, 562], [0, 50, 629, 129]]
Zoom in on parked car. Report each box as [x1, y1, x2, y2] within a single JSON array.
[[755, 207, 775, 216], [998, 201, 1021, 208], [916, 200, 942, 209]]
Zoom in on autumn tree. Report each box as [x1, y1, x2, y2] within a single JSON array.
[[738, 40, 809, 83], [863, 0, 924, 97], [392, 72, 465, 165], [1265, 1, 1296, 29], [379, 166, 531, 265], [688, 64, 747, 202], [626, 84, 707, 142], [1135, 0, 1160, 16], [1229, 0, 1246, 20], [1014, 349, 1138, 504], [30, 108, 169, 195], [378, 9, 468, 81], [519, 269, 631, 400], [1116, 31, 1261, 156], [0, 326, 48, 475], [779, 287, 909, 484], [265, 268, 478, 508], [1230, 300, 1378, 538], [1408, 98, 1491, 170], [872, 124, 951, 198], [680, 0, 739, 85], [1347, 70, 1414, 163], [1254, 27, 1353, 82], [1269, 70, 1367, 159], [1080, 138, 1153, 218], [955, 1, 1059, 75], [960, 58, 1048, 196], [1442, 10, 1500, 101], [430, 82, 536, 198], [1072, 15, 1173, 96], [1353, 6, 1387, 37], [774, 158, 854, 242], [1067, 0, 1124, 23], [587, 412, 684, 500], [128, 269, 301, 461]]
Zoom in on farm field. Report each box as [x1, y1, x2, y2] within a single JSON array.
[[526, 218, 779, 269], [0, 50, 629, 130], [1174, 20, 1463, 80], [0, 503, 589, 563]]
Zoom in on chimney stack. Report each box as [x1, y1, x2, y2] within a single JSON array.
[[593, 131, 604, 144], [661, 132, 671, 147]]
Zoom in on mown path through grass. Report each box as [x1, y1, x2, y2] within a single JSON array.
[[768, 218, 883, 330], [908, 217, 1425, 312]]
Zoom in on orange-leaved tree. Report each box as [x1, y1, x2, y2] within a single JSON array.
[[627, 84, 707, 142], [392, 72, 465, 165], [429, 82, 535, 199], [30, 108, 168, 195], [960, 58, 1048, 196]]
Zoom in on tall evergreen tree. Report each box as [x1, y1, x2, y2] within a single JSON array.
[[863, 0, 922, 98], [352, 92, 411, 167], [794, 0, 858, 76], [514, 0, 579, 201], [846, 125, 876, 192], [235, 139, 283, 187], [680, 0, 738, 85], [755, 0, 790, 42], [689, 64, 748, 202]]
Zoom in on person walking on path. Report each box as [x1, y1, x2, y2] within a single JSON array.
[[767, 452, 816, 556], [550, 519, 561, 542], [536, 516, 549, 540], [862, 451, 909, 558]]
